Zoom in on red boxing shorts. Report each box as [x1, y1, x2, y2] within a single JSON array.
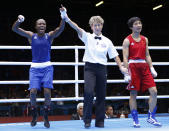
[[127, 63, 156, 92]]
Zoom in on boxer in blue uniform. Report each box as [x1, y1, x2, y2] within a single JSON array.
[[12, 9, 65, 128]]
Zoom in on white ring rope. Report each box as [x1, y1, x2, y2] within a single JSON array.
[[0, 62, 169, 66], [0, 46, 168, 103], [0, 46, 169, 50], [0, 79, 169, 84], [1, 95, 169, 103]]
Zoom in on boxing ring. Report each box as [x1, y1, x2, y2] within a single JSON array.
[[0, 45, 169, 130]]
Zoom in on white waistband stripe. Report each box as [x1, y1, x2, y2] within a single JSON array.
[[129, 59, 146, 63], [31, 61, 52, 68]]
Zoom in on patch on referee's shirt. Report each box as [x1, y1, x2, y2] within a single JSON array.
[[101, 43, 106, 48]]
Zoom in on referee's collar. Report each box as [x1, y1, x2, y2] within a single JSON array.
[[92, 33, 102, 38], [92, 33, 103, 40]]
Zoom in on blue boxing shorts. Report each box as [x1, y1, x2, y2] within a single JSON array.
[[28, 66, 54, 90]]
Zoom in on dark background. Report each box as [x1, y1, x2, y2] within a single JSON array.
[[0, 0, 168, 46], [0, 0, 169, 116]]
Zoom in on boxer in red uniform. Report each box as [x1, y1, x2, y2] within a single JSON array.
[[122, 17, 161, 128]]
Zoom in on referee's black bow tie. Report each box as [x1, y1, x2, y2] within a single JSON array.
[[94, 36, 101, 40]]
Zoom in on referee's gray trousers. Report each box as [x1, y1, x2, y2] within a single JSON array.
[[83, 62, 107, 124]]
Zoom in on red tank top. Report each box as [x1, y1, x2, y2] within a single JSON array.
[[127, 34, 146, 60]]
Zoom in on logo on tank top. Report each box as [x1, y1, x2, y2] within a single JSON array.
[[34, 36, 37, 39], [131, 86, 135, 88], [131, 43, 134, 46], [45, 34, 48, 39]]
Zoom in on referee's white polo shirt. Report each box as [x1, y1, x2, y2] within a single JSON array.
[[79, 30, 119, 65]]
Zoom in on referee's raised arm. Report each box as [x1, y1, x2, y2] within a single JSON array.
[[59, 5, 83, 38]]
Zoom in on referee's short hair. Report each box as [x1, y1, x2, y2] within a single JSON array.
[[89, 16, 104, 27]]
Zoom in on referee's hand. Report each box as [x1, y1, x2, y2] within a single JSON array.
[[124, 73, 131, 83], [120, 66, 128, 75]]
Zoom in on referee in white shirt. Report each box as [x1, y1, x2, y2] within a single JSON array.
[[60, 6, 127, 128]]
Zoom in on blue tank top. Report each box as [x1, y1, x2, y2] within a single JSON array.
[[31, 33, 51, 63]]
